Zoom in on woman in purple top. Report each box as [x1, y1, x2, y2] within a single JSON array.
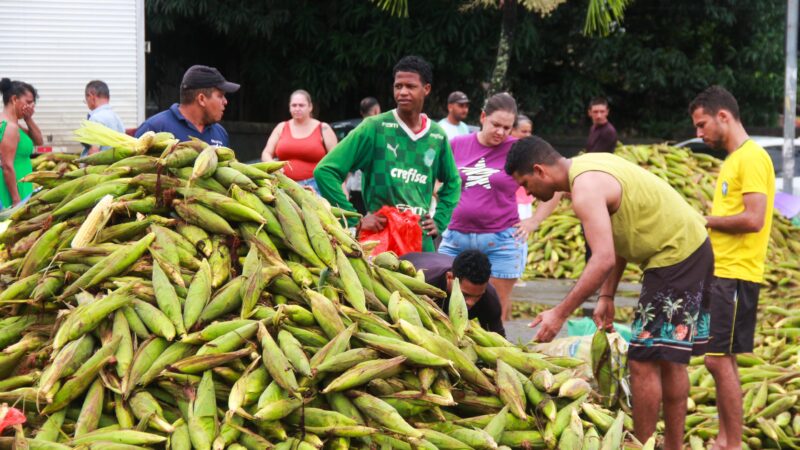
[[439, 93, 527, 321]]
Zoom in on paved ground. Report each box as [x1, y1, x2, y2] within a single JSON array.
[[504, 278, 641, 344]]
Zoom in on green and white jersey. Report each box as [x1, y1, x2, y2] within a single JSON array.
[[314, 109, 461, 251]]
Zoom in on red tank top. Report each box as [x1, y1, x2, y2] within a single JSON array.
[[274, 121, 326, 181]]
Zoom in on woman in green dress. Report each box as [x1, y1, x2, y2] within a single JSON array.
[[0, 78, 42, 208]]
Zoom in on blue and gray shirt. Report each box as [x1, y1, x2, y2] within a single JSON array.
[[134, 103, 229, 146], [82, 104, 125, 157]]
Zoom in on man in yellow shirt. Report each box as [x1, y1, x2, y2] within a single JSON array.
[[689, 86, 774, 450], [506, 137, 711, 450]]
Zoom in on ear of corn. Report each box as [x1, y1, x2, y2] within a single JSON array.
[[191, 145, 219, 182], [449, 277, 468, 341], [73, 120, 142, 152], [19, 222, 69, 276]]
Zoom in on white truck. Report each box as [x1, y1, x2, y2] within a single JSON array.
[[0, 0, 145, 152]]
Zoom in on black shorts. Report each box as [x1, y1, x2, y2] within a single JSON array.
[[706, 276, 761, 355], [628, 239, 714, 365]]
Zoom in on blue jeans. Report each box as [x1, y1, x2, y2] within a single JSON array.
[[438, 227, 525, 279], [297, 177, 320, 194]]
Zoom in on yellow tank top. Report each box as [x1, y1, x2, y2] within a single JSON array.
[[569, 153, 708, 270]]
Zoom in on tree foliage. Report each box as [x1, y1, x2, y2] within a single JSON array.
[[514, 0, 784, 136], [380, 0, 620, 36], [144, 0, 784, 137], [583, 0, 630, 36]]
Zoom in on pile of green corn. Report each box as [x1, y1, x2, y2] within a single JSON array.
[[30, 154, 80, 174], [0, 123, 643, 449], [524, 144, 800, 288], [683, 285, 800, 449]]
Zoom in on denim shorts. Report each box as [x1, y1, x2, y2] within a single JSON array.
[[297, 177, 320, 194], [438, 227, 525, 279]]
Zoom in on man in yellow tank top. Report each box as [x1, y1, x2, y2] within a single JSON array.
[[689, 86, 774, 450], [505, 136, 712, 450]]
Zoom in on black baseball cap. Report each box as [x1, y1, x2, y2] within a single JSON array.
[[447, 91, 469, 104], [181, 65, 240, 93]]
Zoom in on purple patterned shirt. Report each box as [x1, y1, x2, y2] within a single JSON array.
[[448, 134, 520, 233]]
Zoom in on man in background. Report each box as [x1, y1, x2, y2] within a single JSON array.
[[586, 97, 618, 153], [690, 85, 775, 450], [82, 80, 124, 157], [359, 96, 381, 118], [135, 65, 239, 146], [438, 91, 471, 140]]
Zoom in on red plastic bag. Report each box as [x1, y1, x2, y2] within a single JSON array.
[[0, 405, 26, 434], [358, 206, 422, 256]]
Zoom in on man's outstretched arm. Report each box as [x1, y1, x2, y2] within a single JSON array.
[[531, 172, 620, 342]]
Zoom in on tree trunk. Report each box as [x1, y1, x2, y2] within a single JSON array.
[[488, 0, 517, 95]]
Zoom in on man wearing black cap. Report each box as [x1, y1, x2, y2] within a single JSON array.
[[135, 65, 240, 146], [438, 91, 470, 140]]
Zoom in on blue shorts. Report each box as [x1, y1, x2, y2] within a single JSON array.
[[438, 227, 525, 279], [297, 178, 320, 194]]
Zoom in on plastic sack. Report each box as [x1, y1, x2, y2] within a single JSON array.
[[358, 206, 422, 257], [566, 316, 632, 342], [529, 335, 595, 377], [0, 405, 26, 434], [529, 330, 629, 380]]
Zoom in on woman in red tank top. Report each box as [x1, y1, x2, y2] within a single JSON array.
[[261, 90, 338, 192]]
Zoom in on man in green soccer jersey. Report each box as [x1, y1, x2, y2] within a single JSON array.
[[314, 55, 461, 252]]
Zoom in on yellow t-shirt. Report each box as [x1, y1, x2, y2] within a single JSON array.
[[709, 139, 775, 283], [569, 153, 708, 271]]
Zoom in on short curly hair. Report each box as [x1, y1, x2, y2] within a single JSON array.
[[505, 136, 562, 176], [452, 250, 491, 285], [393, 55, 433, 86]]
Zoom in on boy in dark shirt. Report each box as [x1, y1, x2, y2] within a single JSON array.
[[401, 250, 505, 336]]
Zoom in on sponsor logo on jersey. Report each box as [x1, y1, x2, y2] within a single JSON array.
[[430, 133, 444, 140], [462, 157, 499, 189], [390, 167, 429, 185], [722, 181, 728, 196], [382, 122, 399, 128], [387, 143, 399, 158], [396, 204, 428, 217]]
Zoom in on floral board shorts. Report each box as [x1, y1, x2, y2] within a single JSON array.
[[629, 238, 714, 365]]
